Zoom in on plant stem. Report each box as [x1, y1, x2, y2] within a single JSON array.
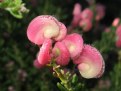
[[51, 60, 74, 91]]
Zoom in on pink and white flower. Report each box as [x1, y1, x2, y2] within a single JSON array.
[[74, 45, 105, 78]]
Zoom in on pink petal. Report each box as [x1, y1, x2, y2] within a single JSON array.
[[54, 22, 67, 41], [27, 15, 59, 45], [37, 39, 52, 66], [79, 19, 92, 32], [62, 33, 83, 59], [52, 42, 70, 66], [73, 3, 81, 16], [81, 8, 93, 20], [75, 44, 105, 78], [112, 18, 120, 27], [33, 59, 44, 69], [72, 15, 81, 27]]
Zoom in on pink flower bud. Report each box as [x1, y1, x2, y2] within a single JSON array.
[[81, 8, 93, 20], [62, 33, 83, 59], [54, 22, 67, 41], [75, 45, 105, 78], [116, 25, 121, 47], [79, 19, 92, 32], [52, 42, 70, 66], [27, 15, 60, 45], [72, 15, 81, 27], [37, 39, 52, 66], [73, 3, 81, 16], [112, 18, 120, 27], [95, 4, 105, 21], [33, 59, 44, 69]]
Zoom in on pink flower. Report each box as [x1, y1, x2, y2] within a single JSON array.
[[52, 42, 70, 66], [71, 15, 81, 27], [27, 15, 67, 45], [79, 19, 92, 32], [116, 25, 121, 47], [71, 3, 82, 27], [37, 39, 52, 66], [112, 18, 120, 27], [74, 45, 105, 78], [95, 4, 105, 21], [62, 33, 83, 59], [73, 3, 81, 16], [81, 8, 93, 20]]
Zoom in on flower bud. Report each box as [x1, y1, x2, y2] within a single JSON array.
[[73, 3, 81, 16], [112, 18, 120, 27]]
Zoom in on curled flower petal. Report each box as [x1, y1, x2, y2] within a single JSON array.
[[52, 42, 70, 66], [54, 22, 67, 41], [27, 15, 59, 45], [62, 33, 83, 59], [37, 39, 52, 66], [75, 45, 105, 78]]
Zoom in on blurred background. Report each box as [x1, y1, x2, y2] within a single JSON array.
[[0, 0, 121, 91]]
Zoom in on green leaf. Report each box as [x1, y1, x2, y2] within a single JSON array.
[[0, 0, 29, 19], [71, 74, 78, 84], [57, 82, 68, 91], [74, 83, 84, 91]]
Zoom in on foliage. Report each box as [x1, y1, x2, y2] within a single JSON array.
[[0, 0, 121, 91]]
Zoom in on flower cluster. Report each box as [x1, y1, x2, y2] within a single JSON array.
[[27, 15, 105, 79], [112, 18, 121, 47], [71, 3, 105, 32], [106, 18, 121, 48]]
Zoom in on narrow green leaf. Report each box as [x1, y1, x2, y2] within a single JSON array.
[[57, 82, 68, 91]]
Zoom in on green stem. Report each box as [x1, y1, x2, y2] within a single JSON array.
[[51, 60, 74, 91]]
